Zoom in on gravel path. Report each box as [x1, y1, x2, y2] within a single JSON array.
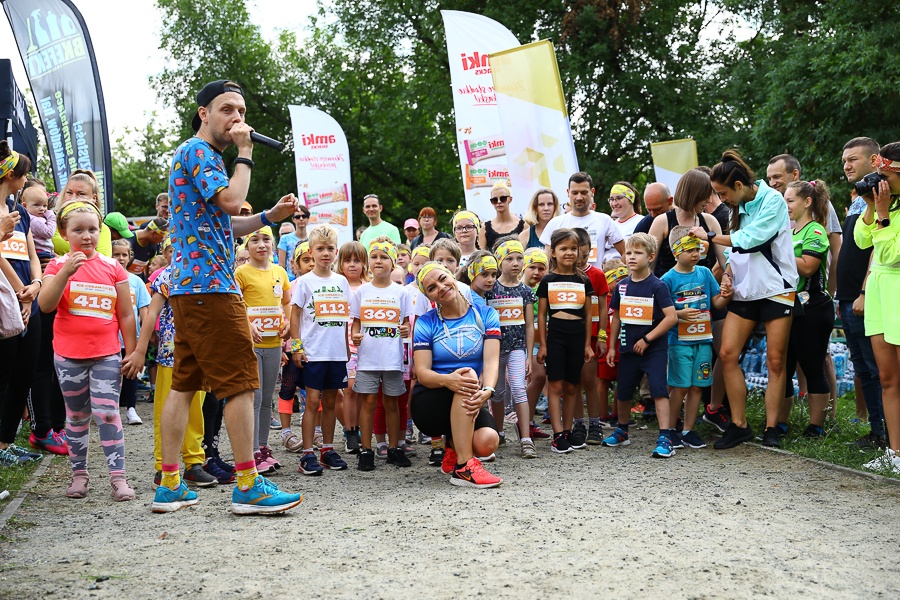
[[2, 401, 899, 599]]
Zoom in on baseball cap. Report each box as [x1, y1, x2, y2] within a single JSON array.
[[103, 212, 134, 239], [192, 80, 244, 132], [241, 201, 253, 213], [404, 218, 419, 230]]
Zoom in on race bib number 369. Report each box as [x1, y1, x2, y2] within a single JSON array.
[[361, 298, 401, 328], [69, 281, 116, 320]]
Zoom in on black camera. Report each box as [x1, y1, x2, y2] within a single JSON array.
[[854, 171, 888, 197]]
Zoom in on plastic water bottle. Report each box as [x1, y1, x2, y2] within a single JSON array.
[[741, 349, 753, 374], [834, 353, 845, 379]]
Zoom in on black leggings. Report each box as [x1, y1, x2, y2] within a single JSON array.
[[410, 384, 495, 438], [545, 317, 586, 385], [28, 309, 66, 438], [202, 391, 225, 455], [0, 311, 40, 443], [119, 349, 139, 409], [784, 299, 834, 397]]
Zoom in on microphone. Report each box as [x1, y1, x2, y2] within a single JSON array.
[[250, 132, 285, 151]]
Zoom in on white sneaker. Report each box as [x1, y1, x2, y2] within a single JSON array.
[[125, 407, 143, 425], [863, 448, 900, 473], [476, 452, 496, 463], [504, 411, 518, 425]]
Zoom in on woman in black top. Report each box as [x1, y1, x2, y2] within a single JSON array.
[[410, 206, 452, 250], [479, 182, 524, 251]]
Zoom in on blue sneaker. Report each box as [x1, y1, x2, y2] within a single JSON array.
[[320, 449, 348, 470], [298, 453, 324, 476], [652, 435, 675, 458], [232, 476, 303, 515], [601, 428, 630, 447], [669, 430, 684, 449], [682, 430, 707, 449], [151, 482, 199, 513]]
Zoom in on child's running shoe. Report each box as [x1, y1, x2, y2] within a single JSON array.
[[399, 440, 416, 457], [429, 446, 445, 466], [357, 449, 376, 472], [520, 439, 537, 459], [405, 423, 415, 445], [669, 430, 684, 449], [282, 432, 303, 453], [231, 476, 303, 515], [601, 428, 630, 447], [570, 423, 588, 449], [450, 458, 502, 489], [320, 449, 348, 470], [551, 431, 573, 454], [203, 458, 235, 484], [651, 435, 674, 458], [151, 481, 199, 513], [299, 452, 324, 476], [344, 428, 361, 454], [713, 422, 754, 449], [599, 414, 619, 429], [702, 406, 729, 433], [184, 463, 218, 487], [29, 430, 68, 455], [440, 446, 457, 474], [418, 431, 431, 445], [386, 447, 412, 467], [376, 443, 389, 460], [260, 446, 281, 470], [863, 448, 900, 474], [681, 430, 707, 449], [586, 424, 603, 445], [529, 423, 551, 439], [254, 450, 276, 475], [761, 427, 781, 448], [5, 444, 41, 462]]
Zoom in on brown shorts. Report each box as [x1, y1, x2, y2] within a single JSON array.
[[170, 294, 259, 399]]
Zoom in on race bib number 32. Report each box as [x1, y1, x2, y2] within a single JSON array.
[[69, 281, 116, 320], [313, 292, 349, 323], [548, 282, 585, 311]]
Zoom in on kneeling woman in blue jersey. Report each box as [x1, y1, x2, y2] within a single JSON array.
[[410, 262, 503, 488]]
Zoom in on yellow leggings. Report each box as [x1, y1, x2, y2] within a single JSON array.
[[153, 365, 206, 471]]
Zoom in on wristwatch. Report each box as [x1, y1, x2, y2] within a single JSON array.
[[707, 231, 717, 242], [481, 386, 495, 399], [879, 217, 891, 228]]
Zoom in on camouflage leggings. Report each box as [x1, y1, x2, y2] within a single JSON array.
[[54, 353, 125, 474]]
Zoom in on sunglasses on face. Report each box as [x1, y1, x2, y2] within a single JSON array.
[[490, 196, 509, 204], [293, 214, 308, 220]]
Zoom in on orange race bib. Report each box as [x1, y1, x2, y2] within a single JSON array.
[[0, 231, 28, 261], [489, 297, 525, 326], [677, 311, 712, 342], [69, 281, 116, 321], [128, 258, 148, 275], [313, 291, 349, 323], [360, 298, 401, 328], [248, 305, 283, 337], [129, 288, 137, 308], [588, 243, 598, 263], [771, 291, 796, 307], [591, 296, 600, 323], [548, 282, 585, 311], [620, 295, 653, 325]]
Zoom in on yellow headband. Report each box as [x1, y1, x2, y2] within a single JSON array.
[[162, 234, 172, 250], [0, 151, 19, 179], [416, 261, 455, 293], [411, 245, 431, 260], [610, 184, 636, 205], [467, 254, 497, 281], [876, 154, 900, 173], [147, 220, 169, 234], [59, 201, 102, 221], [293, 241, 310, 261], [671, 235, 701, 257], [369, 240, 397, 265], [605, 265, 629, 285], [452, 210, 481, 231], [524, 249, 548, 268], [495, 240, 524, 265]]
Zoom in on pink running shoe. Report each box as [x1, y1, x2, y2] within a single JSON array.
[[30, 430, 69, 456]]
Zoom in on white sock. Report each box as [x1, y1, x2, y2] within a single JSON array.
[[281, 428, 292, 439], [521, 437, 532, 444]]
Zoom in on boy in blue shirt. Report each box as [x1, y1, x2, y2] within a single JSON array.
[[660, 226, 733, 449], [603, 234, 678, 457]]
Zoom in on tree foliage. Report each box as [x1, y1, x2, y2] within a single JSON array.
[[111, 113, 177, 217]]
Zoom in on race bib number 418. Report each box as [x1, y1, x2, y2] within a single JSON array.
[[69, 281, 116, 320]]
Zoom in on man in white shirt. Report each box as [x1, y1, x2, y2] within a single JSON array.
[[539, 172, 624, 269]]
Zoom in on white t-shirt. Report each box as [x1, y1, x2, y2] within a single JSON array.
[[350, 281, 412, 372], [605, 213, 643, 260], [539, 211, 624, 269], [413, 280, 482, 317], [291, 272, 351, 362]]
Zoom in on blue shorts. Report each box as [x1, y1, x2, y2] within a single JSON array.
[[616, 348, 668, 401], [667, 344, 713, 388], [304, 360, 348, 392]]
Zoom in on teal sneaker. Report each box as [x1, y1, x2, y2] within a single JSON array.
[[651, 435, 675, 458], [232, 476, 303, 515], [151, 482, 199, 513]]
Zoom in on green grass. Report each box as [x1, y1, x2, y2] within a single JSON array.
[[740, 388, 898, 479], [0, 427, 49, 502]]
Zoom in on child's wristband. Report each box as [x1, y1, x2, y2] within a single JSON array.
[[597, 330, 608, 341], [290, 339, 304, 353]]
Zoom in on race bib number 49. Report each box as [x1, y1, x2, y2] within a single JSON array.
[[489, 297, 525, 326], [0, 231, 28, 261], [548, 282, 585, 311], [313, 291, 349, 323], [249, 305, 283, 337], [69, 281, 116, 320]]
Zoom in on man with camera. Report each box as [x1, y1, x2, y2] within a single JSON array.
[[837, 137, 885, 450]]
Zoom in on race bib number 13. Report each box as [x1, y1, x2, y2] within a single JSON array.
[[620, 295, 653, 325], [69, 281, 116, 321], [313, 292, 349, 323]]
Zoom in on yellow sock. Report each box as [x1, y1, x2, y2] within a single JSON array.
[[160, 464, 181, 490], [235, 460, 258, 492]]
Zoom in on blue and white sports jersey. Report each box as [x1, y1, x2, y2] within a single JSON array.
[[413, 303, 501, 376]]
